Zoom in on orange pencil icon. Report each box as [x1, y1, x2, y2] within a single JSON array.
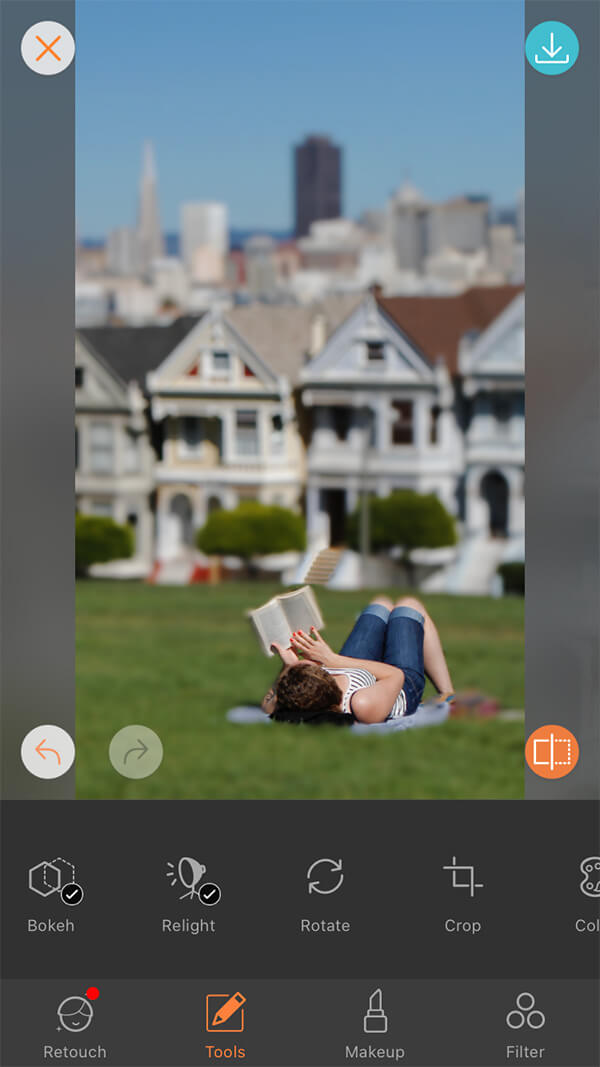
[[206, 991, 246, 1032]]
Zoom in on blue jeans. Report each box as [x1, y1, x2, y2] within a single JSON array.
[[339, 603, 426, 716]]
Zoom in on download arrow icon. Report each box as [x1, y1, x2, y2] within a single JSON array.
[[542, 32, 562, 58]]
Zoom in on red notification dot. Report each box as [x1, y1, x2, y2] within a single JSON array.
[[86, 987, 100, 1001]]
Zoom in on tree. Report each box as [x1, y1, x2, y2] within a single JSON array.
[[196, 501, 306, 572], [347, 490, 457, 582], [75, 514, 134, 578]]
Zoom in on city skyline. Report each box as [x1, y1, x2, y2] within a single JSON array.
[[76, 0, 524, 237]]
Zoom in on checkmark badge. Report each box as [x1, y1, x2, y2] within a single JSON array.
[[199, 882, 221, 906], [60, 882, 84, 906]]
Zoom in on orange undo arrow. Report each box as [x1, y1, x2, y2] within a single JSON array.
[[35, 739, 61, 764]]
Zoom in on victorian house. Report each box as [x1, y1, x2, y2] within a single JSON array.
[[75, 286, 523, 592], [146, 309, 304, 563], [300, 285, 524, 591]]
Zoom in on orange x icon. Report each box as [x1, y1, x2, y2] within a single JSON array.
[[35, 34, 61, 62]]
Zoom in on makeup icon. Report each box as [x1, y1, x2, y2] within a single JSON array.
[[363, 988, 388, 1034]]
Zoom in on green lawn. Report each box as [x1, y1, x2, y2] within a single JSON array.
[[75, 582, 524, 800]]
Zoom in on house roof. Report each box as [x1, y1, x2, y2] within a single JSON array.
[[226, 295, 362, 384], [378, 285, 523, 373], [79, 315, 201, 388]]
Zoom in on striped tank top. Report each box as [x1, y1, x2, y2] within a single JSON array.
[[325, 667, 407, 719]]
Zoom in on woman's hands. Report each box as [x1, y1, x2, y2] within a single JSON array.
[[290, 628, 338, 668], [270, 642, 299, 667]]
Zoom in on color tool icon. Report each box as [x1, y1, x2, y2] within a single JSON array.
[[206, 992, 246, 1033]]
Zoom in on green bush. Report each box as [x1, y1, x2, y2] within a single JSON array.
[[75, 514, 134, 577], [498, 561, 524, 595], [197, 501, 306, 560], [347, 490, 457, 555]]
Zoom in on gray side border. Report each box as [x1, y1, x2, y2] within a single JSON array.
[[525, 1, 599, 798], [0, 0, 75, 799]]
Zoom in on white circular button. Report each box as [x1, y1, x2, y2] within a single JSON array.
[[21, 725, 75, 779], [21, 22, 75, 76]]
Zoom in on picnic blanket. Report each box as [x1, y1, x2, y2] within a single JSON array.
[[226, 699, 451, 733]]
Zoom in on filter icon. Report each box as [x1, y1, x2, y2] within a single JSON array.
[[506, 992, 546, 1030]]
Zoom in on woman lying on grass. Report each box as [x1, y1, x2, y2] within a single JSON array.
[[261, 595, 454, 726]]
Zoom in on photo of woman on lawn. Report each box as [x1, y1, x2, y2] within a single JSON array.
[[262, 596, 454, 726]]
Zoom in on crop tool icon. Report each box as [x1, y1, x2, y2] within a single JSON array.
[[443, 856, 483, 898]]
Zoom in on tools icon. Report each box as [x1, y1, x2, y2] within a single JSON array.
[[442, 856, 483, 898], [363, 989, 388, 1034], [580, 856, 600, 898], [506, 993, 546, 1030], [28, 858, 84, 906], [206, 992, 246, 1033], [307, 858, 344, 895], [166, 857, 221, 904]]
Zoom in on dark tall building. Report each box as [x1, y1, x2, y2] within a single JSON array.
[[294, 135, 342, 238]]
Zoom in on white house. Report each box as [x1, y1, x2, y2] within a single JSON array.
[[146, 310, 304, 562], [300, 285, 524, 592], [76, 316, 200, 575], [300, 292, 461, 546], [75, 335, 155, 576]]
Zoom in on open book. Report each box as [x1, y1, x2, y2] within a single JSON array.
[[248, 586, 324, 656]]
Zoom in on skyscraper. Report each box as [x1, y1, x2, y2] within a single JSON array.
[[180, 202, 228, 283], [106, 226, 139, 276], [137, 141, 164, 276], [294, 135, 342, 238]]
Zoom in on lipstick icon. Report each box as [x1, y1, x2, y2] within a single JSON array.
[[363, 988, 388, 1034]]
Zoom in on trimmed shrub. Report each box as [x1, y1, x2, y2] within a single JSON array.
[[498, 561, 524, 595], [347, 490, 457, 554], [197, 501, 306, 561], [75, 514, 134, 577]]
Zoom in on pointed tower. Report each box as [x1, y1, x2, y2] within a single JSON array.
[[137, 140, 164, 276]]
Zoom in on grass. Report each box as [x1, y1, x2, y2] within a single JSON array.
[[75, 581, 524, 800]]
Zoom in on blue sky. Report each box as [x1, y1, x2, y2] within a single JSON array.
[[76, 0, 524, 236]]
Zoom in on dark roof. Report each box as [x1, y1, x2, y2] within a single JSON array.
[[79, 315, 201, 388], [378, 285, 523, 374]]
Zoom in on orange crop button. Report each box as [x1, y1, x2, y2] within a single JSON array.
[[525, 724, 579, 779]]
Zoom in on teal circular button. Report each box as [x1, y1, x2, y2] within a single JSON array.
[[526, 21, 579, 75]]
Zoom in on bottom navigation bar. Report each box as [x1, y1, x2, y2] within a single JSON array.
[[1, 978, 597, 1066]]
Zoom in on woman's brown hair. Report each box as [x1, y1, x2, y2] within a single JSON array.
[[272, 663, 349, 726]]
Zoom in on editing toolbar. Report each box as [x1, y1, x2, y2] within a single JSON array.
[[4, 801, 599, 985]]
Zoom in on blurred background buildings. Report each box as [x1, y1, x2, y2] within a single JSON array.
[[76, 138, 524, 328]]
